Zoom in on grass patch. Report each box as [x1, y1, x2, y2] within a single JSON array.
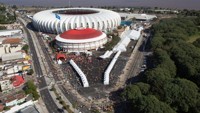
[[187, 33, 200, 43]]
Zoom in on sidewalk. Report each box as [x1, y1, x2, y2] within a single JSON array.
[[48, 86, 68, 113], [34, 99, 49, 113], [54, 84, 80, 113]]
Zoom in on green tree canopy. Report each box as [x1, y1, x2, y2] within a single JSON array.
[[21, 44, 29, 53], [133, 95, 176, 113], [24, 80, 40, 100], [121, 85, 142, 102], [135, 82, 150, 95], [163, 78, 199, 112], [193, 38, 200, 48]]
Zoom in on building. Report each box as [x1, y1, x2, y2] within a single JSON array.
[[11, 75, 25, 87], [0, 79, 13, 93], [119, 13, 157, 21], [1, 52, 25, 62], [19, 105, 39, 113], [55, 28, 107, 52], [0, 29, 22, 37], [1, 91, 26, 107], [4, 100, 35, 113], [0, 38, 23, 57], [32, 8, 121, 33], [6, 65, 23, 75]]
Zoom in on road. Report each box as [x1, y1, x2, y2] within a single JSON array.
[[126, 30, 151, 84], [35, 28, 91, 113], [18, 17, 61, 113]]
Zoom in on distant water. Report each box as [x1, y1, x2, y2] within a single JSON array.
[[1, 0, 200, 10]]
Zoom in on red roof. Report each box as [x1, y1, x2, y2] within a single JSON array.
[[0, 104, 4, 111], [60, 28, 103, 40], [12, 75, 25, 87], [56, 53, 66, 60]]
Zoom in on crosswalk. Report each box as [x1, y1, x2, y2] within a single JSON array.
[[36, 75, 43, 78], [39, 86, 48, 91]]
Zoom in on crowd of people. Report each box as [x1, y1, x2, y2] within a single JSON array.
[[62, 53, 111, 85], [61, 52, 127, 87]]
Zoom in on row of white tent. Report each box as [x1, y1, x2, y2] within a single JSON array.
[[113, 27, 143, 52], [102, 26, 143, 85], [100, 26, 143, 59], [69, 59, 89, 87], [99, 50, 113, 59], [104, 51, 121, 85], [69, 27, 144, 86]]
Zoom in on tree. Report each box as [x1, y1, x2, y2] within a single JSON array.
[[193, 38, 200, 48], [12, 5, 17, 10], [192, 98, 200, 113], [145, 69, 169, 99], [135, 82, 150, 95], [133, 95, 176, 113], [27, 69, 34, 75], [3, 106, 10, 110], [163, 78, 199, 112], [150, 33, 165, 50], [24, 80, 40, 100], [154, 49, 176, 77], [121, 85, 142, 102], [21, 44, 29, 53]]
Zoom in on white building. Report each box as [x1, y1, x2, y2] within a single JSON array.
[[0, 29, 22, 37], [33, 8, 121, 33], [0, 38, 23, 57], [0, 79, 13, 93], [1, 52, 25, 62], [5, 100, 35, 113], [119, 13, 157, 21]]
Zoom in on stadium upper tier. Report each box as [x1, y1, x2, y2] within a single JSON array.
[[32, 8, 121, 34]]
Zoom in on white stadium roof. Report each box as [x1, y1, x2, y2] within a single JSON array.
[[33, 8, 121, 33]]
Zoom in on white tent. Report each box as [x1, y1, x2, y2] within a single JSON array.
[[104, 51, 121, 85], [113, 36, 131, 52], [69, 59, 89, 87], [57, 59, 62, 64]]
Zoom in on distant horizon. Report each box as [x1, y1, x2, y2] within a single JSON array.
[[1, 0, 200, 10]]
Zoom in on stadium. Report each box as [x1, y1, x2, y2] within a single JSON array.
[[32, 8, 121, 34], [55, 28, 107, 52]]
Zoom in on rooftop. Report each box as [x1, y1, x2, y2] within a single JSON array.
[[19, 105, 39, 113], [2, 38, 21, 44], [60, 28, 103, 40], [0, 91, 26, 103], [56, 53, 66, 60], [12, 75, 25, 87]]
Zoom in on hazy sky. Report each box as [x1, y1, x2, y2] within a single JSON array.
[[1, 0, 200, 10]]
